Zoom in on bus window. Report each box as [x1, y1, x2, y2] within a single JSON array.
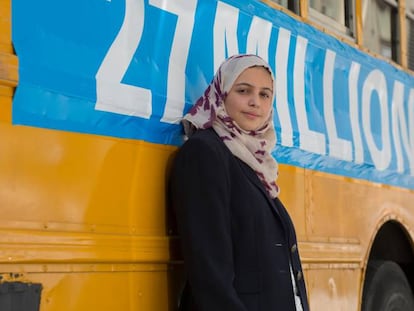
[[407, 2, 414, 70], [310, 0, 346, 25], [308, 0, 354, 38], [362, 0, 400, 63], [268, 0, 300, 14]]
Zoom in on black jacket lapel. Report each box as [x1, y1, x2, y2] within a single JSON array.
[[235, 158, 283, 220]]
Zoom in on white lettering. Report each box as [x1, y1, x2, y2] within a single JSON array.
[[94, 1, 414, 183], [324, 50, 352, 161], [95, 0, 152, 118], [151, 0, 197, 124], [246, 16, 272, 62], [349, 62, 363, 163], [213, 2, 240, 72], [391, 81, 410, 173], [275, 28, 293, 147], [294, 36, 326, 155], [362, 70, 391, 170], [408, 89, 414, 175]]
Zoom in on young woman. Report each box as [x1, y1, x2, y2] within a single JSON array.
[[169, 54, 309, 311]]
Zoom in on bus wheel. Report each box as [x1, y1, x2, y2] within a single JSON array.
[[362, 260, 414, 311]]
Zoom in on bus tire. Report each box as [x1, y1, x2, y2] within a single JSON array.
[[362, 260, 414, 311]]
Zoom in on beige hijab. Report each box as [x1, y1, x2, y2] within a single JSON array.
[[183, 54, 280, 198]]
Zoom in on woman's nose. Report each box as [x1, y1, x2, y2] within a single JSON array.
[[248, 94, 259, 107]]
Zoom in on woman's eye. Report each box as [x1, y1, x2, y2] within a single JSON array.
[[261, 92, 271, 98]]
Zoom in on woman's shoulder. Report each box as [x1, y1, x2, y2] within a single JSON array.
[[183, 128, 224, 150], [176, 128, 230, 161], [189, 127, 221, 143]]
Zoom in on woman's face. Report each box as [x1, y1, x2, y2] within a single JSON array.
[[224, 66, 273, 131]]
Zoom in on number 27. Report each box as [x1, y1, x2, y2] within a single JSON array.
[[95, 0, 196, 124]]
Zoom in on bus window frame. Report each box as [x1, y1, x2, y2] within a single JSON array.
[[405, 4, 414, 70], [262, 0, 300, 15], [307, 0, 356, 41], [386, 0, 401, 64], [287, 0, 300, 14], [382, 0, 398, 8], [361, 0, 401, 64]]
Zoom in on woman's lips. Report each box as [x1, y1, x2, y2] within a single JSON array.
[[243, 111, 260, 118]]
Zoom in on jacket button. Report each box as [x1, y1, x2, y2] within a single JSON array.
[[296, 271, 303, 281], [291, 243, 297, 253]]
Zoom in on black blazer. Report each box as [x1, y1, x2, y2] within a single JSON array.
[[170, 128, 309, 311]]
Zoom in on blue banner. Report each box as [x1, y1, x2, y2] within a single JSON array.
[[12, 0, 414, 189]]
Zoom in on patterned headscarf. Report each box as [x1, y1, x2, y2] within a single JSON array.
[[183, 54, 280, 198]]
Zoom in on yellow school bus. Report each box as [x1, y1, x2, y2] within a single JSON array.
[[1, 0, 414, 310]]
